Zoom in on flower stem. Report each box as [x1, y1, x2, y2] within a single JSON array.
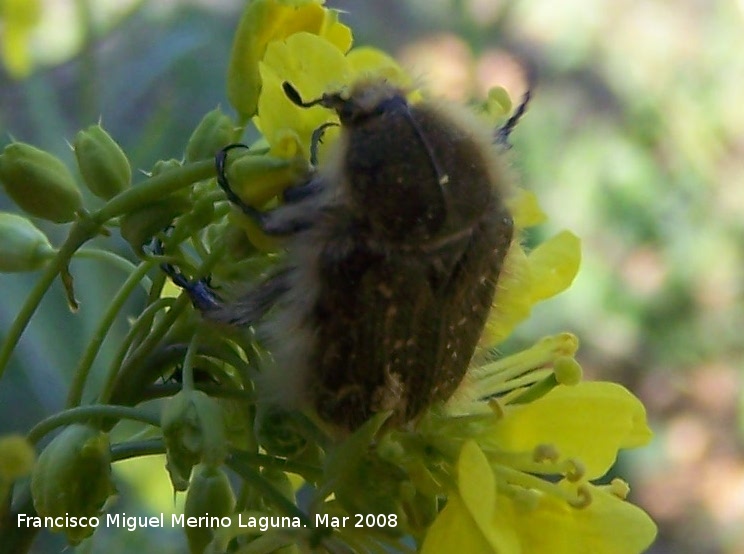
[[0, 217, 98, 380], [97, 297, 177, 404], [181, 329, 201, 391], [111, 438, 166, 462], [73, 248, 153, 291], [0, 159, 214, 382], [26, 405, 160, 445], [66, 259, 157, 408], [227, 454, 313, 528]]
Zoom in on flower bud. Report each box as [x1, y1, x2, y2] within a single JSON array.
[[226, 153, 307, 207], [184, 464, 235, 554], [185, 108, 238, 162], [0, 212, 55, 272], [151, 158, 182, 176], [0, 142, 83, 222], [73, 124, 131, 200], [30, 424, 115, 545], [161, 390, 227, 491], [254, 405, 307, 458], [119, 192, 192, 251], [0, 434, 35, 480], [0, 434, 35, 509]]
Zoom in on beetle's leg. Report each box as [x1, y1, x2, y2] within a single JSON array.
[[278, 122, 336, 203], [151, 235, 223, 313], [153, 235, 291, 325], [209, 268, 292, 325], [280, 174, 324, 203], [216, 145, 316, 235], [309, 121, 339, 167]]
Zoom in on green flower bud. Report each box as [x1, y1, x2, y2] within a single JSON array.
[[227, 153, 308, 207], [162, 390, 227, 491], [0, 212, 55, 272], [119, 192, 192, 251], [0, 142, 83, 222], [0, 434, 35, 480], [184, 464, 235, 554], [73, 124, 131, 200], [185, 108, 238, 162], [0, 434, 36, 509], [226, 0, 267, 119], [30, 424, 115, 545], [254, 405, 307, 458], [151, 158, 183, 176]]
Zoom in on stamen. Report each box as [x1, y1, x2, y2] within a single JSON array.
[[502, 371, 557, 405], [487, 398, 505, 419], [509, 487, 541, 510], [471, 334, 578, 396], [568, 484, 593, 509], [564, 458, 585, 482], [492, 464, 588, 508], [488, 448, 585, 481], [533, 444, 560, 463], [605, 478, 631, 500], [554, 356, 582, 386]]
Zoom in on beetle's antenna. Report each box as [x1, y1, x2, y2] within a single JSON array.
[[282, 81, 448, 186], [496, 90, 531, 148], [283, 82, 326, 108]]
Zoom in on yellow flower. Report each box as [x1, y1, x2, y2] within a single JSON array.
[[422, 441, 657, 554], [0, 0, 41, 78], [218, 5, 657, 552], [227, 0, 352, 120], [255, 33, 412, 162], [482, 188, 581, 345], [226, 3, 411, 248]]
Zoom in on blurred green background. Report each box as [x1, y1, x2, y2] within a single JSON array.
[[1, 0, 742, 552]]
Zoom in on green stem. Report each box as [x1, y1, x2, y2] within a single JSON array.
[[74, 248, 153, 291], [227, 455, 313, 528], [0, 159, 215, 382], [26, 405, 160, 445], [111, 438, 165, 462], [181, 329, 201, 391], [103, 242, 227, 404], [230, 451, 323, 483], [0, 218, 98, 380], [97, 297, 177, 404], [140, 382, 254, 402], [66, 259, 157, 408]]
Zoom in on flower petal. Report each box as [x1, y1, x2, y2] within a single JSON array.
[[227, 0, 351, 118], [485, 382, 653, 479], [256, 32, 350, 157], [346, 46, 413, 88], [507, 482, 657, 554], [483, 243, 533, 345], [507, 189, 547, 229], [527, 230, 581, 302], [422, 441, 518, 554]]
